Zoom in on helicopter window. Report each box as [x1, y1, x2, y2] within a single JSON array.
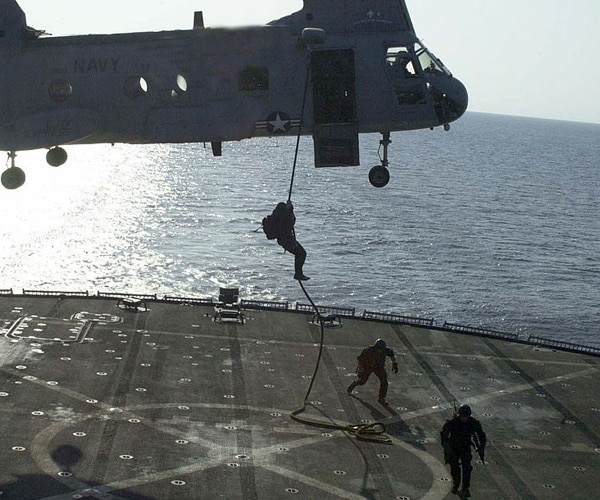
[[124, 76, 148, 100], [177, 74, 187, 92], [386, 47, 417, 78], [239, 65, 269, 91], [385, 47, 426, 106], [415, 43, 450, 76], [48, 80, 73, 102], [171, 74, 188, 98]]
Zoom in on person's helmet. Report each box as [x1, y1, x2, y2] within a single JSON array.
[[374, 339, 386, 349], [457, 404, 472, 417]]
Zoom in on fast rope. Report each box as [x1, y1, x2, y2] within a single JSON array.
[[282, 58, 390, 444], [290, 281, 391, 444], [253, 61, 309, 236], [287, 63, 311, 203]]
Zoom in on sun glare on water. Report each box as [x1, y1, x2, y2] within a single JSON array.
[[0, 144, 175, 292]]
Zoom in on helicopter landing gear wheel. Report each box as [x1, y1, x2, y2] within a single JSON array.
[[1, 152, 26, 190], [369, 131, 391, 188], [46, 146, 68, 167], [368, 165, 390, 188]]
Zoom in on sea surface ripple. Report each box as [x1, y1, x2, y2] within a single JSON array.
[[1, 113, 599, 346]]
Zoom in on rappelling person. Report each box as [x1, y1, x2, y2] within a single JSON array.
[[263, 200, 309, 281], [440, 404, 487, 498], [347, 339, 398, 404]]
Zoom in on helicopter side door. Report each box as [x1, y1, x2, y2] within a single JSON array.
[[311, 48, 360, 167]]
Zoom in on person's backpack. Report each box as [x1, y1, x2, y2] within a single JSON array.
[[262, 202, 289, 240], [262, 213, 279, 240]]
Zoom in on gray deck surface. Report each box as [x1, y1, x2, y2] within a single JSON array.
[[1, 295, 599, 499]]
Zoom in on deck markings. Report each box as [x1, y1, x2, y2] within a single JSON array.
[[380, 366, 598, 425], [3, 322, 598, 500], [2, 362, 450, 500]]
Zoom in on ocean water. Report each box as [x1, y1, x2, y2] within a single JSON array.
[[1, 112, 599, 346]]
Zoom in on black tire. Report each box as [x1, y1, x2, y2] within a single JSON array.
[[1, 167, 26, 189], [368, 166, 390, 188], [46, 147, 68, 167]]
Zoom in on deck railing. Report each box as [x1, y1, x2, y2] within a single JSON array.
[[528, 335, 600, 356], [1, 289, 598, 357], [442, 322, 520, 342]]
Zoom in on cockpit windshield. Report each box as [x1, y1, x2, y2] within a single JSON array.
[[414, 42, 451, 76], [385, 47, 418, 77], [385, 42, 452, 77], [384, 41, 463, 116]]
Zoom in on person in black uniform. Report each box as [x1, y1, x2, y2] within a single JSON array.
[[347, 339, 398, 404], [440, 404, 487, 498], [273, 201, 309, 281]]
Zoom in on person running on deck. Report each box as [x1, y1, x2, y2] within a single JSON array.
[[440, 404, 487, 498], [347, 339, 398, 404]]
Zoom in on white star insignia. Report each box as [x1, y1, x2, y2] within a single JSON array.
[[268, 113, 289, 133]]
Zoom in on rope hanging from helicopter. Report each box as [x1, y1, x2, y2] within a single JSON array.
[[283, 57, 390, 444], [286, 63, 310, 203]]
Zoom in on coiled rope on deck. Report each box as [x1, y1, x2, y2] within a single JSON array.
[[290, 281, 391, 444]]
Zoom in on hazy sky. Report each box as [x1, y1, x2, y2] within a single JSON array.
[[17, 0, 600, 124]]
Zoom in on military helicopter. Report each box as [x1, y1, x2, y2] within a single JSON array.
[[0, 0, 467, 190]]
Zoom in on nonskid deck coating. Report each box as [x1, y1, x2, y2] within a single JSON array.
[[0, 295, 599, 499]]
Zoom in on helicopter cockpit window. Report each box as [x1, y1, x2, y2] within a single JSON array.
[[415, 43, 451, 76], [386, 47, 417, 78], [385, 46, 427, 106], [239, 65, 269, 91]]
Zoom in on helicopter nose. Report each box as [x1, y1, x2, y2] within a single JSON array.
[[451, 78, 469, 119], [429, 76, 469, 124]]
